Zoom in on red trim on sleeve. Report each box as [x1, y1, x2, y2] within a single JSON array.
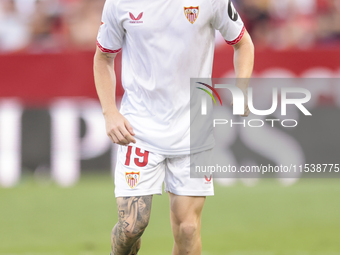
[[96, 41, 122, 54], [225, 26, 246, 46]]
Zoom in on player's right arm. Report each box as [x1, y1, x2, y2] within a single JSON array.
[[93, 47, 136, 146]]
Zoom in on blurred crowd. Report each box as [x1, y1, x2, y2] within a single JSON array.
[[0, 0, 105, 53], [0, 0, 339, 54], [236, 0, 340, 50]]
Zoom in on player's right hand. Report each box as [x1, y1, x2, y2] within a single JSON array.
[[104, 111, 136, 146]]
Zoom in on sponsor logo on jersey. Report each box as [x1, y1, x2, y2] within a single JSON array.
[[184, 6, 199, 24], [228, 0, 239, 21], [205, 175, 212, 184], [125, 171, 140, 188], [129, 12, 143, 23]]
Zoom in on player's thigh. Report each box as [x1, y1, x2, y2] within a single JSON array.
[[169, 193, 206, 225], [116, 195, 153, 235], [115, 145, 166, 197]]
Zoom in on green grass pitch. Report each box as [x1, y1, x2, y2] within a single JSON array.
[[1, 175, 340, 255]]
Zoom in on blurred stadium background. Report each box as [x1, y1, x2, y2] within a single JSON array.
[[0, 0, 340, 254]]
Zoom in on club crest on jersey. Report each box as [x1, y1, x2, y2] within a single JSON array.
[[129, 12, 143, 23], [125, 171, 140, 189], [184, 6, 199, 24]]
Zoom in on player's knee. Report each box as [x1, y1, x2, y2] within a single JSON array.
[[123, 220, 149, 240], [177, 222, 198, 241]]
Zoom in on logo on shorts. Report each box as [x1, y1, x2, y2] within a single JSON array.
[[184, 6, 199, 24], [125, 171, 140, 189], [129, 12, 143, 23], [205, 175, 212, 184]]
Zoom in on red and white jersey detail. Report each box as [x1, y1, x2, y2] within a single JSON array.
[[97, 0, 245, 155], [96, 41, 121, 53], [225, 26, 245, 45]]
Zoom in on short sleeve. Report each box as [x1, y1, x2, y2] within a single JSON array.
[[97, 0, 124, 53], [211, 0, 245, 45]]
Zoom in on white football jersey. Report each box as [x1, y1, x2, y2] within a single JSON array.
[[97, 0, 245, 155]]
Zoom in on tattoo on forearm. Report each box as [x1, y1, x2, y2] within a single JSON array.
[[111, 195, 152, 255]]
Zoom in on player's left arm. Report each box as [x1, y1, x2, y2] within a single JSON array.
[[232, 30, 254, 117]]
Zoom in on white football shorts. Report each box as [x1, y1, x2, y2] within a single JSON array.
[[114, 145, 214, 197]]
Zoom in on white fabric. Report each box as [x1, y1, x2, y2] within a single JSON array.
[[97, 0, 244, 154], [114, 145, 214, 197]]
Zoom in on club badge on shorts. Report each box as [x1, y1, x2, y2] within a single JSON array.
[[125, 172, 140, 189], [184, 6, 199, 24]]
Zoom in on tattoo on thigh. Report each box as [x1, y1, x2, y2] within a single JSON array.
[[119, 210, 125, 218], [123, 221, 129, 229], [111, 196, 152, 254]]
